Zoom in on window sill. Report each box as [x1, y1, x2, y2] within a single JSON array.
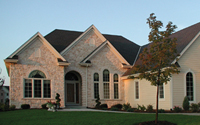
[[92, 99, 122, 101]]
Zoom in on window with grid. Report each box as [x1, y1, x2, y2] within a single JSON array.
[[94, 73, 99, 99], [24, 70, 51, 98], [186, 72, 193, 101], [114, 74, 119, 99], [135, 81, 139, 99], [159, 83, 164, 99], [103, 69, 110, 99]]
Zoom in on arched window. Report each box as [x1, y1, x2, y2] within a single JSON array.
[[186, 72, 194, 101], [114, 74, 119, 99], [65, 72, 79, 81], [103, 69, 110, 99], [94, 73, 99, 98], [24, 70, 50, 98]]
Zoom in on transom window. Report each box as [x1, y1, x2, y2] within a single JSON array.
[[103, 69, 110, 99], [186, 72, 193, 101], [114, 74, 119, 99], [24, 70, 51, 98], [94, 73, 99, 99]]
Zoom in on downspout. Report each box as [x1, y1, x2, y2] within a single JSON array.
[[86, 64, 88, 107]]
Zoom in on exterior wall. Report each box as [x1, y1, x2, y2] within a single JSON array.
[[63, 30, 126, 108], [172, 35, 200, 107], [124, 79, 171, 110], [10, 38, 64, 108]]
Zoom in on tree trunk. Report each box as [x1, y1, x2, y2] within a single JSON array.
[[155, 84, 159, 124]]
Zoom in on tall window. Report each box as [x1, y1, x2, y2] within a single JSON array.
[[159, 83, 164, 99], [24, 70, 51, 98], [103, 69, 110, 99], [114, 74, 119, 99], [94, 73, 99, 99], [135, 81, 139, 99], [186, 72, 193, 101]]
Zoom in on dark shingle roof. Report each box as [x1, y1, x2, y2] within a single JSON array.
[[44, 29, 140, 64], [123, 22, 200, 76]]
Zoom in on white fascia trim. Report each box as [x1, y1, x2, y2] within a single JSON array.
[[82, 41, 107, 62], [60, 25, 106, 55], [57, 62, 71, 66], [172, 31, 200, 64], [133, 46, 141, 65], [8, 32, 66, 61], [107, 41, 130, 65]]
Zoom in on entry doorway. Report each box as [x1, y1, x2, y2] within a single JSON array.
[[65, 71, 81, 106]]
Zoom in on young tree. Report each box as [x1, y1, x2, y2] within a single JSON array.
[[130, 13, 180, 124]]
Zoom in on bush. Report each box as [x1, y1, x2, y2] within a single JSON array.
[[55, 93, 61, 107], [137, 104, 146, 111], [111, 107, 119, 111], [190, 103, 199, 112], [0, 104, 9, 111], [158, 109, 165, 113], [182, 96, 190, 111], [111, 104, 122, 110], [122, 103, 131, 111], [127, 108, 135, 112], [21, 104, 30, 109], [173, 106, 182, 112], [146, 105, 153, 112], [41, 103, 47, 109], [100, 104, 108, 109], [198, 102, 200, 107], [10, 105, 16, 111]]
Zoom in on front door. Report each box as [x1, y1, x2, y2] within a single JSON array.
[[66, 82, 80, 105]]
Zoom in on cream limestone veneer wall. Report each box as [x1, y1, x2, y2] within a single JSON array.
[[124, 79, 171, 110], [10, 38, 65, 108], [63, 30, 127, 107], [172, 35, 200, 107]]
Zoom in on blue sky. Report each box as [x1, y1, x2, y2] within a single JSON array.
[[0, 0, 200, 85]]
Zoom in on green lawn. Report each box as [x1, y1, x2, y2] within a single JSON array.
[[0, 109, 200, 125]]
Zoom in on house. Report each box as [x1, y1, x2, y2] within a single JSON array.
[[4, 22, 200, 110], [0, 86, 9, 103]]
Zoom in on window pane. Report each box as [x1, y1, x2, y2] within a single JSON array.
[[135, 82, 139, 99], [94, 73, 99, 81], [186, 72, 193, 101], [103, 83, 110, 99], [29, 70, 46, 78], [114, 83, 119, 99], [103, 70, 109, 82], [25, 79, 32, 97], [34, 80, 41, 98], [43, 80, 51, 98], [114, 74, 118, 82], [94, 83, 99, 98], [159, 84, 164, 98]]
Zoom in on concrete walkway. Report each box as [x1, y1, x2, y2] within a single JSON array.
[[57, 108, 200, 116]]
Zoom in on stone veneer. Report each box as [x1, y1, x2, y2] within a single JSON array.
[[10, 30, 128, 108], [10, 37, 65, 108]]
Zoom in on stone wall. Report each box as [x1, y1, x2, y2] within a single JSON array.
[[10, 38, 65, 108]]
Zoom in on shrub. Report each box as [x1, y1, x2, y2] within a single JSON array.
[[111, 104, 122, 110], [173, 106, 182, 112], [41, 103, 47, 109], [190, 103, 199, 112], [100, 104, 108, 109], [182, 96, 190, 111], [137, 104, 146, 111], [127, 108, 135, 112], [55, 93, 61, 107], [122, 103, 131, 111], [158, 109, 165, 113], [21, 104, 30, 109], [198, 102, 200, 107], [146, 104, 153, 112], [0, 104, 9, 111], [95, 95, 101, 109], [111, 107, 119, 111], [10, 105, 16, 111]]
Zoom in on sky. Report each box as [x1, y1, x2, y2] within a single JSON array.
[[0, 0, 200, 86]]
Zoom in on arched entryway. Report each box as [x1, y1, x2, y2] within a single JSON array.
[[65, 71, 82, 106]]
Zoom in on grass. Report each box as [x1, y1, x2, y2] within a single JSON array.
[[0, 109, 200, 125]]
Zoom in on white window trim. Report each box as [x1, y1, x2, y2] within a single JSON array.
[[159, 83, 165, 101], [184, 70, 196, 103], [134, 81, 140, 101], [23, 78, 51, 99]]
